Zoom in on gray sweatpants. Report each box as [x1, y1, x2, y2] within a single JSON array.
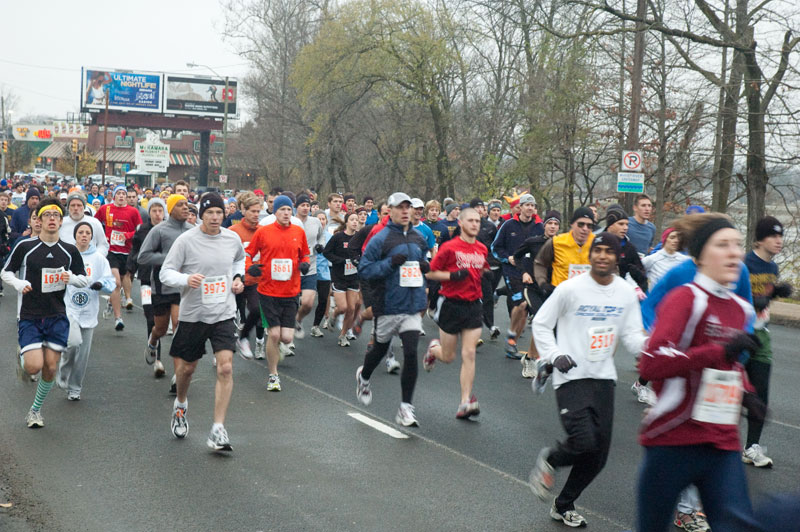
[[58, 327, 95, 395]]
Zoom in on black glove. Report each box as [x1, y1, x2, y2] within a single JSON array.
[[450, 268, 470, 281], [723, 332, 762, 363], [772, 282, 793, 299], [351, 257, 360, 267], [753, 296, 770, 314], [419, 260, 430, 274], [248, 263, 263, 277], [90, 282, 103, 291], [314, 244, 324, 254], [552, 354, 577, 374], [742, 392, 767, 424], [299, 262, 310, 275], [391, 254, 407, 266], [540, 283, 555, 298]]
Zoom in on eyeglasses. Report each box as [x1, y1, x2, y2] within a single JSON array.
[[40, 212, 62, 219], [576, 222, 594, 229]]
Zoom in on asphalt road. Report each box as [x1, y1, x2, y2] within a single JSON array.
[[2, 283, 799, 532]]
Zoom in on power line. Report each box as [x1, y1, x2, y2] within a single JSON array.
[[0, 58, 76, 72]]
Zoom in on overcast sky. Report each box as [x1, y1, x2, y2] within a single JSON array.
[[2, 0, 248, 122]]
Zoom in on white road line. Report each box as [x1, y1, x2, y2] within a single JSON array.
[[347, 412, 409, 439]]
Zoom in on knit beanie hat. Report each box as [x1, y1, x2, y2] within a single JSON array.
[[198, 193, 225, 218], [272, 195, 293, 213], [604, 206, 628, 228], [26, 187, 41, 200], [148, 197, 167, 214], [543, 210, 561, 225], [166, 194, 187, 214], [755, 216, 783, 241], [592, 232, 622, 258], [570, 206, 595, 225], [66, 193, 86, 208]]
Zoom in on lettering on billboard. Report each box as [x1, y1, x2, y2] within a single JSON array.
[[53, 122, 90, 138], [82, 68, 163, 113], [165, 75, 238, 117], [135, 133, 170, 173]]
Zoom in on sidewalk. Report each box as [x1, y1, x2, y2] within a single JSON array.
[[769, 301, 800, 328]]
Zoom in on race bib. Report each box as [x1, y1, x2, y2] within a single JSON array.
[[42, 267, 66, 293], [568, 264, 591, 279], [201, 275, 228, 304], [691, 368, 743, 425], [399, 261, 423, 287], [110, 230, 126, 247], [344, 259, 357, 276], [141, 285, 152, 306], [587, 325, 616, 361], [271, 259, 292, 281]]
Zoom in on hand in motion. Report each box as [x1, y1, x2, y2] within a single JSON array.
[[450, 268, 470, 281], [723, 332, 761, 363], [552, 354, 578, 374], [90, 282, 103, 291], [299, 262, 310, 275], [247, 264, 263, 278], [187, 273, 205, 289], [391, 254, 407, 266]]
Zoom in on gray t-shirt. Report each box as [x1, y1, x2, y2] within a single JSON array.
[[160, 226, 246, 324], [300, 215, 325, 276]]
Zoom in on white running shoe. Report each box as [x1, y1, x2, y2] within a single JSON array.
[[254, 338, 266, 360], [529, 448, 555, 501], [395, 403, 418, 427], [237, 337, 254, 360], [267, 374, 282, 391], [320, 317, 330, 330], [171, 405, 188, 438], [337, 336, 350, 347], [207, 425, 233, 451], [125, 298, 134, 311], [356, 366, 372, 405], [742, 444, 773, 468], [278, 342, 289, 361], [632, 381, 656, 406], [521, 355, 536, 379], [423, 339, 439, 372], [346, 329, 357, 341], [295, 323, 306, 340], [385, 355, 401, 374], [26, 408, 44, 428], [153, 360, 165, 378], [167, 322, 173, 335], [310, 326, 324, 337], [549, 501, 587, 528]]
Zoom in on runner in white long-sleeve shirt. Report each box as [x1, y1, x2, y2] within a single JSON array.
[[159, 193, 245, 452], [528, 232, 647, 528]]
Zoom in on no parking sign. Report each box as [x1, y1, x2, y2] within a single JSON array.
[[621, 151, 642, 172]]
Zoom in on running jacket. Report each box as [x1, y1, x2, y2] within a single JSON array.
[[491, 215, 543, 279], [245, 221, 310, 298], [639, 274, 755, 451], [534, 231, 594, 287], [359, 220, 428, 316]]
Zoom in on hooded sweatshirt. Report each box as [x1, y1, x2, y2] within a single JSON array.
[[138, 216, 194, 295], [64, 243, 115, 328]]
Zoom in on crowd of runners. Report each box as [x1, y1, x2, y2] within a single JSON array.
[[1, 177, 795, 530]]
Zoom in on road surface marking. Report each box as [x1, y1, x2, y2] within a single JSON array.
[[348, 412, 409, 439]]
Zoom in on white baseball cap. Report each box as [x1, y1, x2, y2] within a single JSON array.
[[410, 198, 424, 209], [387, 192, 412, 207]]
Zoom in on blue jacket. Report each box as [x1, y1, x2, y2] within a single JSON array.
[[10, 204, 33, 246], [491, 215, 543, 279], [642, 259, 753, 332], [359, 220, 428, 316]]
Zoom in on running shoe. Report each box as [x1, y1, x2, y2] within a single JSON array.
[[320, 317, 330, 330], [237, 337, 254, 360], [395, 403, 418, 427], [310, 326, 324, 338], [16, 351, 27, 384], [167, 323, 173, 335], [30, 372, 39, 382], [419, 328, 426, 337], [423, 339, 440, 372], [549, 501, 587, 528], [207, 425, 233, 452], [337, 336, 350, 347], [26, 408, 44, 428], [521, 354, 536, 379], [115, 318, 125, 331], [125, 298, 134, 311], [356, 366, 372, 406], [102, 300, 112, 320], [67, 392, 81, 401], [153, 360, 165, 378], [254, 338, 266, 360], [295, 323, 305, 340], [287, 342, 296, 355], [278, 343, 289, 361], [529, 447, 555, 501], [631, 381, 656, 406], [490, 326, 501, 340], [674, 511, 710, 531], [346, 329, 357, 341], [234, 310, 243, 332], [476, 338, 483, 348], [169, 374, 177, 395], [171, 405, 188, 438], [456, 395, 480, 419], [742, 444, 773, 468], [532, 359, 552, 395], [267, 374, 282, 391], [144, 342, 158, 365], [352, 314, 364, 337], [505, 337, 521, 359], [385, 355, 401, 374], [335, 314, 344, 331]]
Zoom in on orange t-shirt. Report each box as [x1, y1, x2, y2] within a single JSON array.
[[245, 222, 310, 297], [229, 220, 260, 286]]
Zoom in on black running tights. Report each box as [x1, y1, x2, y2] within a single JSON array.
[[361, 330, 419, 404]]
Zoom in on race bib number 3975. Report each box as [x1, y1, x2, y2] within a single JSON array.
[[201, 276, 228, 304]]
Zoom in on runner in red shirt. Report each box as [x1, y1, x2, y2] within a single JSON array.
[[245, 195, 310, 392], [421, 207, 488, 419], [95, 185, 142, 330]]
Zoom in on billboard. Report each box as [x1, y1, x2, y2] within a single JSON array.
[[53, 121, 89, 138], [82, 68, 163, 113], [12, 124, 54, 141], [165, 75, 238, 117]]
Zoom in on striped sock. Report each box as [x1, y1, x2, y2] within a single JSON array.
[[31, 379, 54, 412]]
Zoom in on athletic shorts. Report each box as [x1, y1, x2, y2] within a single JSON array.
[[169, 319, 237, 362], [374, 313, 422, 344], [259, 294, 299, 329], [332, 277, 360, 293], [152, 293, 180, 317], [300, 274, 317, 291], [504, 275, 525, 310], [361, 280, 377, 309], [523, 286, 544, 316], [18, 316, 70, 354], [433, 297, 483, 335], [107, 252, 129, 275]]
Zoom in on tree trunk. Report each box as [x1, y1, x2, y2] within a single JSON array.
[[712, 51, 744, 213], [743, 38, 767, 246], [430, 101, 452, 199]]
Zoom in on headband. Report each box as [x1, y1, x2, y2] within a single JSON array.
[[688, 218, 735, 259], [73, 220, 93, 239], [37, 204, 63, 217]]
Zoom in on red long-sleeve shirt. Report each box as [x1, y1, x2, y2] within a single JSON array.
[[245, 221, 309, 298], [95, 203, 142, 254], [638, 274, 755, 451]]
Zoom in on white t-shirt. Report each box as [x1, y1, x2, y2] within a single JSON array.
[[641, 249, 691, 288], [532, 272, 647, 389]]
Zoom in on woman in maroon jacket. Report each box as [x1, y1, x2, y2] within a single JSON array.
[[636, 213, 764, 531]]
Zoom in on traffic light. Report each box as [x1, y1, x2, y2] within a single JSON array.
[[2, 141, 7, 153], [72, 139, 78, 152]]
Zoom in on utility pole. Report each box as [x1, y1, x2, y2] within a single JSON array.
[[1, 95, 6, 181], [102, 88, 109, 187], [222, 76, 228, 177], [622, 0, 646, 213]]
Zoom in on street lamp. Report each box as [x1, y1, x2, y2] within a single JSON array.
[[186, 62, 229, 180]]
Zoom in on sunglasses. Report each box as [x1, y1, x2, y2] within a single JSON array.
[[576, 221, 594, 229]]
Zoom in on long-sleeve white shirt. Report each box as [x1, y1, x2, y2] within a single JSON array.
[[533, 272, 647, 389], [641, 249, 690, 287]]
